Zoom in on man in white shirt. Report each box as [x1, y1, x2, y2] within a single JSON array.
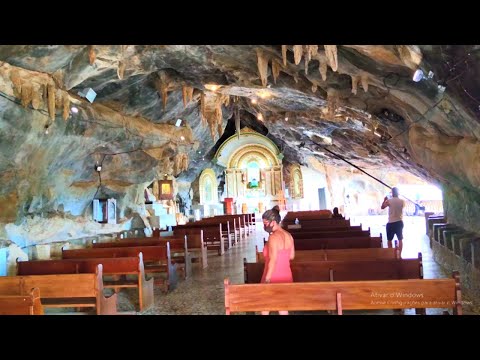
[[381, 187, 405, 256]]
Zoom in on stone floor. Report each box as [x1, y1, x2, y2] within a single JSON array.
[[115, 215, 480, 315]]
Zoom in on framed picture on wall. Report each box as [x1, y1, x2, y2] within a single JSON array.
[[158, 180, 174, 200]]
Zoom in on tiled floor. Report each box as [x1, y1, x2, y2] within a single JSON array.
[[115, 215, 479, 315]]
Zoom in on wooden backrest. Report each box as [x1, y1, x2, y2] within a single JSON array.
[[284, 220, 351, 229], [175, 225, 221, 242], [0, 287, 44, 315], [294, 237, 382, 250], [173, 229, 205, 248], [93, 237, 186, 251], [292, 230, 371, 239], [225, 272, 462, 314], [288, 225, 363, 233], [244, 256, 422, 283], [17, 255, 141, 276], [62, 244, 170, 263], [0, 265, 103, 298], [256, 247, 399, 262], [175, 218, 230, 228]]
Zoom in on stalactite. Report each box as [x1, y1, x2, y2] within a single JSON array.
[[55, 88, 63, 110], [282, 45, 288, 66], [308, 45, 318, 59], [215, 96, 223, 136], [10, 69, 22, 98], [361, 73, 369, 93], [209, 122, 216, 141], [182, 85, 195, 107], [186, 86, 194, 103], [173, 153, 189, 175], [47, 84, 56, 121], [235, 107, 240, 139], [304, 45, 318, 73], [62, 94, 70, 121], [154, 72, 171, 111], [223, 94, 230, 106], [182, 153, 189, 172], [200, 91, 206, 126], [174, 154, 181, 175], [182, 86, 188, 107], [88, 45, 96, 65], [256, 49, 269, 87], [319, 59, 328, 81], [324, 45, 338, 72], [351, 75, 360, 95], [52, 70, 64, 89], [272, 59, 281, 84], [293, 45, 303, 65], [117, 61, 126, 80], [312, 84, 317, 93], [31, 84, 43, 110], [20, 83, 33, 108]]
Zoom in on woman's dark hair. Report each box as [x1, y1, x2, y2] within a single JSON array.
[[262, 208, 281, 223]]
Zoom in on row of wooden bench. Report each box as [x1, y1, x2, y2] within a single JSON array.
[[224, 273, 462, 314], [225, 241, 463, 315], [1, 236, 190, 314], [0, 213, 259, 315]]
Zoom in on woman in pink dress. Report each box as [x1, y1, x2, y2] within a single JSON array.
[[261, 208, 295, 315]]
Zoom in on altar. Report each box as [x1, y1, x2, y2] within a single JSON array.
[[214, 127, 285, 213]]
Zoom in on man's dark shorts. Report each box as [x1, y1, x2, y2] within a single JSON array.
[[386, 220, 404, 241]]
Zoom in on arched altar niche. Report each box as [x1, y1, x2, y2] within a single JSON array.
[[214, 127, 284, 213], [290, 165, 304, 199], [199, 168, 218, 205]]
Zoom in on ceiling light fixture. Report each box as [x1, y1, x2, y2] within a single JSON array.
[[175, 119, 183, 127], [412, 69, 434, 82], [180, 136, 185, 141], [257, 89, 272, 99], [71, 106, 79, 114], [257, 113, 264, 121], [251, 98, 257, 104], [205, 84, 221, 92], [78, 88, 97, 103]]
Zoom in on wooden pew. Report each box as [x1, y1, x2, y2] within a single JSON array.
[[293, 237, 382, 250], [224, 271, 463, 315], [93, 236, 191, 279], [292, 230, 371, 239], [288, 225, 363, 233], [244, 254, 423, 283], [255, 244, 400, 262], [283, 219, 351, 227], [0, 264, 117, 315], [17, 253, 153, 312], [213, 214, 247, 241], [174, 226, 225, 256], [62, 244, 175, 292], [183, 219, 233, 249], [150, 232, 208, 269], [0, 287, 44, 315]]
